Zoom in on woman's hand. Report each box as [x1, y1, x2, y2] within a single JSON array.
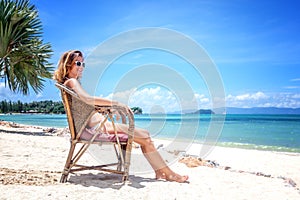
[[126, 105, 134, 116], [113, 102, 134, 117]]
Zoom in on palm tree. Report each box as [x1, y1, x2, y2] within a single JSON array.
[[0, 0, 53, 95]]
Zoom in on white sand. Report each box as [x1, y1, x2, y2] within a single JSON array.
[[0, 123, 299, 200]]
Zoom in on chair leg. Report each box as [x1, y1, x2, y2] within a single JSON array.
[[120, 144, 128, 180], [122, 140, 133, 182], [114, 144, 121, 171], [121, 144, 127, 161], [114, 143, 127, 172], [60, 142, 76, 183], [122, 174, 128, 182]]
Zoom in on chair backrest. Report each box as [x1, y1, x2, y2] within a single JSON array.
[[56, 82, 95, 140]]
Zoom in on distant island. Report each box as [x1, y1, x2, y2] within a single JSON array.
[[167, 107, 300, 115], [188, 109, 215, 114]]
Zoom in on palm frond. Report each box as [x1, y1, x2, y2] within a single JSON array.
[[0, 0, 53, 95]]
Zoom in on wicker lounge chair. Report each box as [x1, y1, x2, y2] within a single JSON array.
[[55, 82, 134, 183]]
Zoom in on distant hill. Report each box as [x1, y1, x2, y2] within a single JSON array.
[[224, 107, 300, 114], [167, 109, 215, 114], [189, 109, 215, 114]]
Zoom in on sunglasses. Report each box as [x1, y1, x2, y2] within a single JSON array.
[[75, 61, 85, 68]]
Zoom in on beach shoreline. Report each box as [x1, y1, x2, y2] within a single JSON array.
[[1, 121, 300, 199]]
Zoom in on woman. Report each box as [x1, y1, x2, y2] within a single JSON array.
[[53, 50, 189, 183]]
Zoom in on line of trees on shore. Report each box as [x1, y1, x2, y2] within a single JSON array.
[[0, 100, 143, 115], [0, 100, 65, 114]]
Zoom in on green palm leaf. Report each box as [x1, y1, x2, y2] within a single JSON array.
[[0, 0, 53, 95]]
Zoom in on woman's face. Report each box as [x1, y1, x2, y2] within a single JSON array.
[[68, 56, 84, 79]]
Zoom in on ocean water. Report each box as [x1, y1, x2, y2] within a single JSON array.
[[1, 113, 299, 153]]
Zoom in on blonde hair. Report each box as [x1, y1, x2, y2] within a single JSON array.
[[53, 50, 83, 83]]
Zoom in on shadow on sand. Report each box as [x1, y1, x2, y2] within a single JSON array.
[[68, 172, 162, 189]]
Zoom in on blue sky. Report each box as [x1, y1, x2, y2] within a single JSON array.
[[1, 0, 300, 112]]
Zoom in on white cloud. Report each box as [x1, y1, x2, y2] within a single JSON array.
[[232, 92, 269, 101], [284, 78, 300, 90], [105, 88, 300, 112], [124, 87, 179, 113], [194, 93, 211, 108], [290, 78, 300, 82], [291, 94, 300, 99], [104, 86, 211, 113], [283, 86, 300, 89], [226, 92, 300, 108]]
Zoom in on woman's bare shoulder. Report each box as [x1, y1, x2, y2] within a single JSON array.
[[64, 78, 79, 88]]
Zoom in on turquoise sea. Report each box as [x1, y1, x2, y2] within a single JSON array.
[[1, 114, 300, 153]]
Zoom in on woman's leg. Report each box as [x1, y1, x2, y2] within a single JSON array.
[[105, 122, 189, 183]]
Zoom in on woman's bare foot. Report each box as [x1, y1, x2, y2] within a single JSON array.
[[156, 172, 189, 183]]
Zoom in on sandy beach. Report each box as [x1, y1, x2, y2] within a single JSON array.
[[0, 121, 299, 200]]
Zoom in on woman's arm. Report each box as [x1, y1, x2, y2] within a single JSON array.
[[64, 78, 119, 107]]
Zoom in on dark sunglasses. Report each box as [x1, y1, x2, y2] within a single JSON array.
[[75, 61, 85, 68]]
